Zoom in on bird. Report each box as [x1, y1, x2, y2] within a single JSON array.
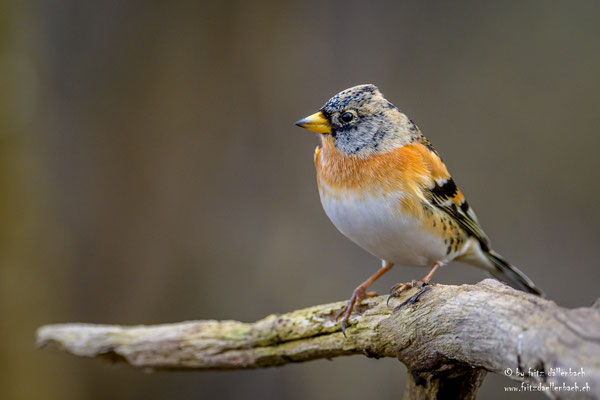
[[294, 84, 543, 334]]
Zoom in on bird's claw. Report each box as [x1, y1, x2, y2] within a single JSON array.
[[395, 284, 432, 310], [341, 320, 349, 337], [387, 280, 428, 306], [336, 288, 378, 337], [337, 297, 356, 337]]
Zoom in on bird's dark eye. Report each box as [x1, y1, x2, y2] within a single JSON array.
[[341, 112, 354, 123]]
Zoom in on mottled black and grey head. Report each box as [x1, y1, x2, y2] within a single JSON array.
[[295, 84, 420, 157]]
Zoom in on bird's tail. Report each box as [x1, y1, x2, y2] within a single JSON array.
[[485, 250, 544, 296]]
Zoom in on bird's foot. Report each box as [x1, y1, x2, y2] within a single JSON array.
[[336, 288, 378, 337], [387, 280, 428, 306]]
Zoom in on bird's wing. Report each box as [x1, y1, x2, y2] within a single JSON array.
[[413, 139, 491, 250]]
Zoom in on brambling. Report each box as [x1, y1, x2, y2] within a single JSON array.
[[295, 84, 542, 333]]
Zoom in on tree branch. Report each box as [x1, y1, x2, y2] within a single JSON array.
[[37, 279, 600, 399]]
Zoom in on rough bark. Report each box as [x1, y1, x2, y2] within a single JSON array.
[[37, 279, 600, 399]]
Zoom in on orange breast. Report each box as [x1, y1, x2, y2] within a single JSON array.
[[315, 138, 448, 197]]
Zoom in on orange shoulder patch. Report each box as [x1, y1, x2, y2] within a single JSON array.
[[409, 143, 470, 207], [409, 142, 451, 183]]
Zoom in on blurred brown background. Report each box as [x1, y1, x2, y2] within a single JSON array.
[[2, 1, 599, 399]]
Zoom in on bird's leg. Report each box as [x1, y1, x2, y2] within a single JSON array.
[[337, 261, 394, 336], [388, 262, 441, 303]]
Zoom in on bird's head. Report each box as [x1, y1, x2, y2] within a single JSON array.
[[295, 84, 418, 157]]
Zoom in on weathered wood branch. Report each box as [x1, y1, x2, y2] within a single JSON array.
[[37, 279, 600, 399]]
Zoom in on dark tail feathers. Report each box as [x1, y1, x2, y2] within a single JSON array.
[[486, 250, 544, 296]]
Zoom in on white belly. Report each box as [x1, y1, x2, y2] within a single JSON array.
[[319, 187, 447, 267]]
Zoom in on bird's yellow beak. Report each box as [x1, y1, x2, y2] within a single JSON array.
[[294, 111, 331, 134]]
